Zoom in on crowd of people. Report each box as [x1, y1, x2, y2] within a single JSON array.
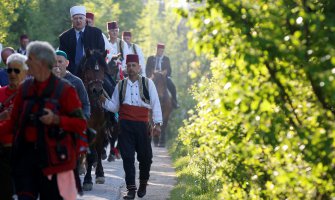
[[0, 4, 179, 200]]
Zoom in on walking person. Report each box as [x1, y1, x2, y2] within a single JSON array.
[[1, 41, 86, 200], [0, 53, 28, 200], [0, 47, 16, 87], [99, 54, 162, 199]]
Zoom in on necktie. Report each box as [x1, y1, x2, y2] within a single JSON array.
[[75, 31, 83, 66], [155, 57, 160, 70]]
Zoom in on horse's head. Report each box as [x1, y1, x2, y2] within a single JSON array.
[[151, 71, 168, 99], [78, 49, 108, 102]]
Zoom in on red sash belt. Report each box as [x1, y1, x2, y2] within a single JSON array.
[[119, 104, 149, 122]]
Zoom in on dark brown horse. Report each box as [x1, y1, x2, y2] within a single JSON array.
[[151, 71, 173, 147], [77, 49, 110, 191]]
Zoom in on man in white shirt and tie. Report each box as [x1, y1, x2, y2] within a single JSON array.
[[59, 5, 105, 76]]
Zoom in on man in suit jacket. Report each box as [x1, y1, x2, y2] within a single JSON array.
[[146, 43, 179, 108], [59, 5, 105, 76]]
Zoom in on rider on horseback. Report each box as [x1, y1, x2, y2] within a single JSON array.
[[145, 43, 179, 108]]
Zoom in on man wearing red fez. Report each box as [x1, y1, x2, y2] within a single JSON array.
[[122, 31, 146, 76], [85, 12, 112, 57], [59, 5, 105, 76], [85, 12, 94, 26], [99, 54, 162, 199], [106, 21, 129, 73], [146, 43, 180, 108]]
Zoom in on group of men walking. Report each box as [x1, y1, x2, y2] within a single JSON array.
[[0, 4, 178, 200]]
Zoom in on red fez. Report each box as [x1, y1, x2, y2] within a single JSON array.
[[157, 43, 165, 49], [86, 12, 94, 20], [122, 31, 131, 37], [107, 21, 118, 30], [126, 54, 139, 64]]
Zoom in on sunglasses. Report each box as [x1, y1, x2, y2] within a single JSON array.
[[7, 68, 21, 74]]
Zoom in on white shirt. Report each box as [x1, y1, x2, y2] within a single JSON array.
[[106, 38, 129, 70], [102, 33, 111, 53], [124, 43, 146, 76], [103, 78, 163, 124]]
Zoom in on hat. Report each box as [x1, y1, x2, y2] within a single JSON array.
[[70, 5, 86, 17], [55, 50, 68, 60], [86, 12, 94, 20], [126, 54, 139, 64], [122, 31, 132, 37], [157, 43, 165, 49], [107, 21, 118, 30]]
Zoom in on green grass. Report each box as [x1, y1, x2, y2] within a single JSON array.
[[168, 152, 220, 200]]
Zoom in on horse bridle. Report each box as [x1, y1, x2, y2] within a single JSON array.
[[83, 60, 105, 110]]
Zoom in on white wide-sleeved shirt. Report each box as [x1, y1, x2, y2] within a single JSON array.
[[103, 78, 163, 124], [124, 43, 146, 77], [106, 38, 129, 70]]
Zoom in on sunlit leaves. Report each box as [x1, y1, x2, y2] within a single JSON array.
[[176, 0, 335, 199]]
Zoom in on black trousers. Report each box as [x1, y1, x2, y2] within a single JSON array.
[[13, 144, 63, 200], [0, 146, 13, 200], [118, 120, 152, 187], [166, 77, 177, 101]]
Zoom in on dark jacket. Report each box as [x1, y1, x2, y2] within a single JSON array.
[[145, 55, 171, 78], [59, 25, 105, 76]]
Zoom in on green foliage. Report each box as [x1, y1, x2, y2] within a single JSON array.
[[1, 0, 81, 47], [175, 0, 335, 199]]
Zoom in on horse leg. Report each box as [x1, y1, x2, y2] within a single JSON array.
[[108, 122, 120, 161], [83, 152, 95, 191], [78, 154, 86, 175], [95, 130, 105, 184], [159, 119, 169, 147]]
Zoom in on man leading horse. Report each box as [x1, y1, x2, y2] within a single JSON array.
[[99, 54, 162, 199]]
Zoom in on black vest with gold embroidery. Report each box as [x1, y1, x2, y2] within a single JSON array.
[[118, 75, 150, 105]]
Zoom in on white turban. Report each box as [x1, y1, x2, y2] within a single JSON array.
[[70, 5, 86, 17]]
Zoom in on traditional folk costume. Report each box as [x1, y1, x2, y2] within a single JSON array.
[[86, 12, 112, 59], [106, 21, 129, 75], [122, 31, 146, 77], [103, 54, 162, 199]]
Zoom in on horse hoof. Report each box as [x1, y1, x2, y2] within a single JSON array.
[[83, 183, 93, 191], [96, 176, 105, 184], [79, 167, 86, 175]]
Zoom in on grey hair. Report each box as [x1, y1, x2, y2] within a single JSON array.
[[26, 41, 56, 69], [6, 53, 28, 70]]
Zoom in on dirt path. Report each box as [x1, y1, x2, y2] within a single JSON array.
[[77, 145, 176, 200]]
